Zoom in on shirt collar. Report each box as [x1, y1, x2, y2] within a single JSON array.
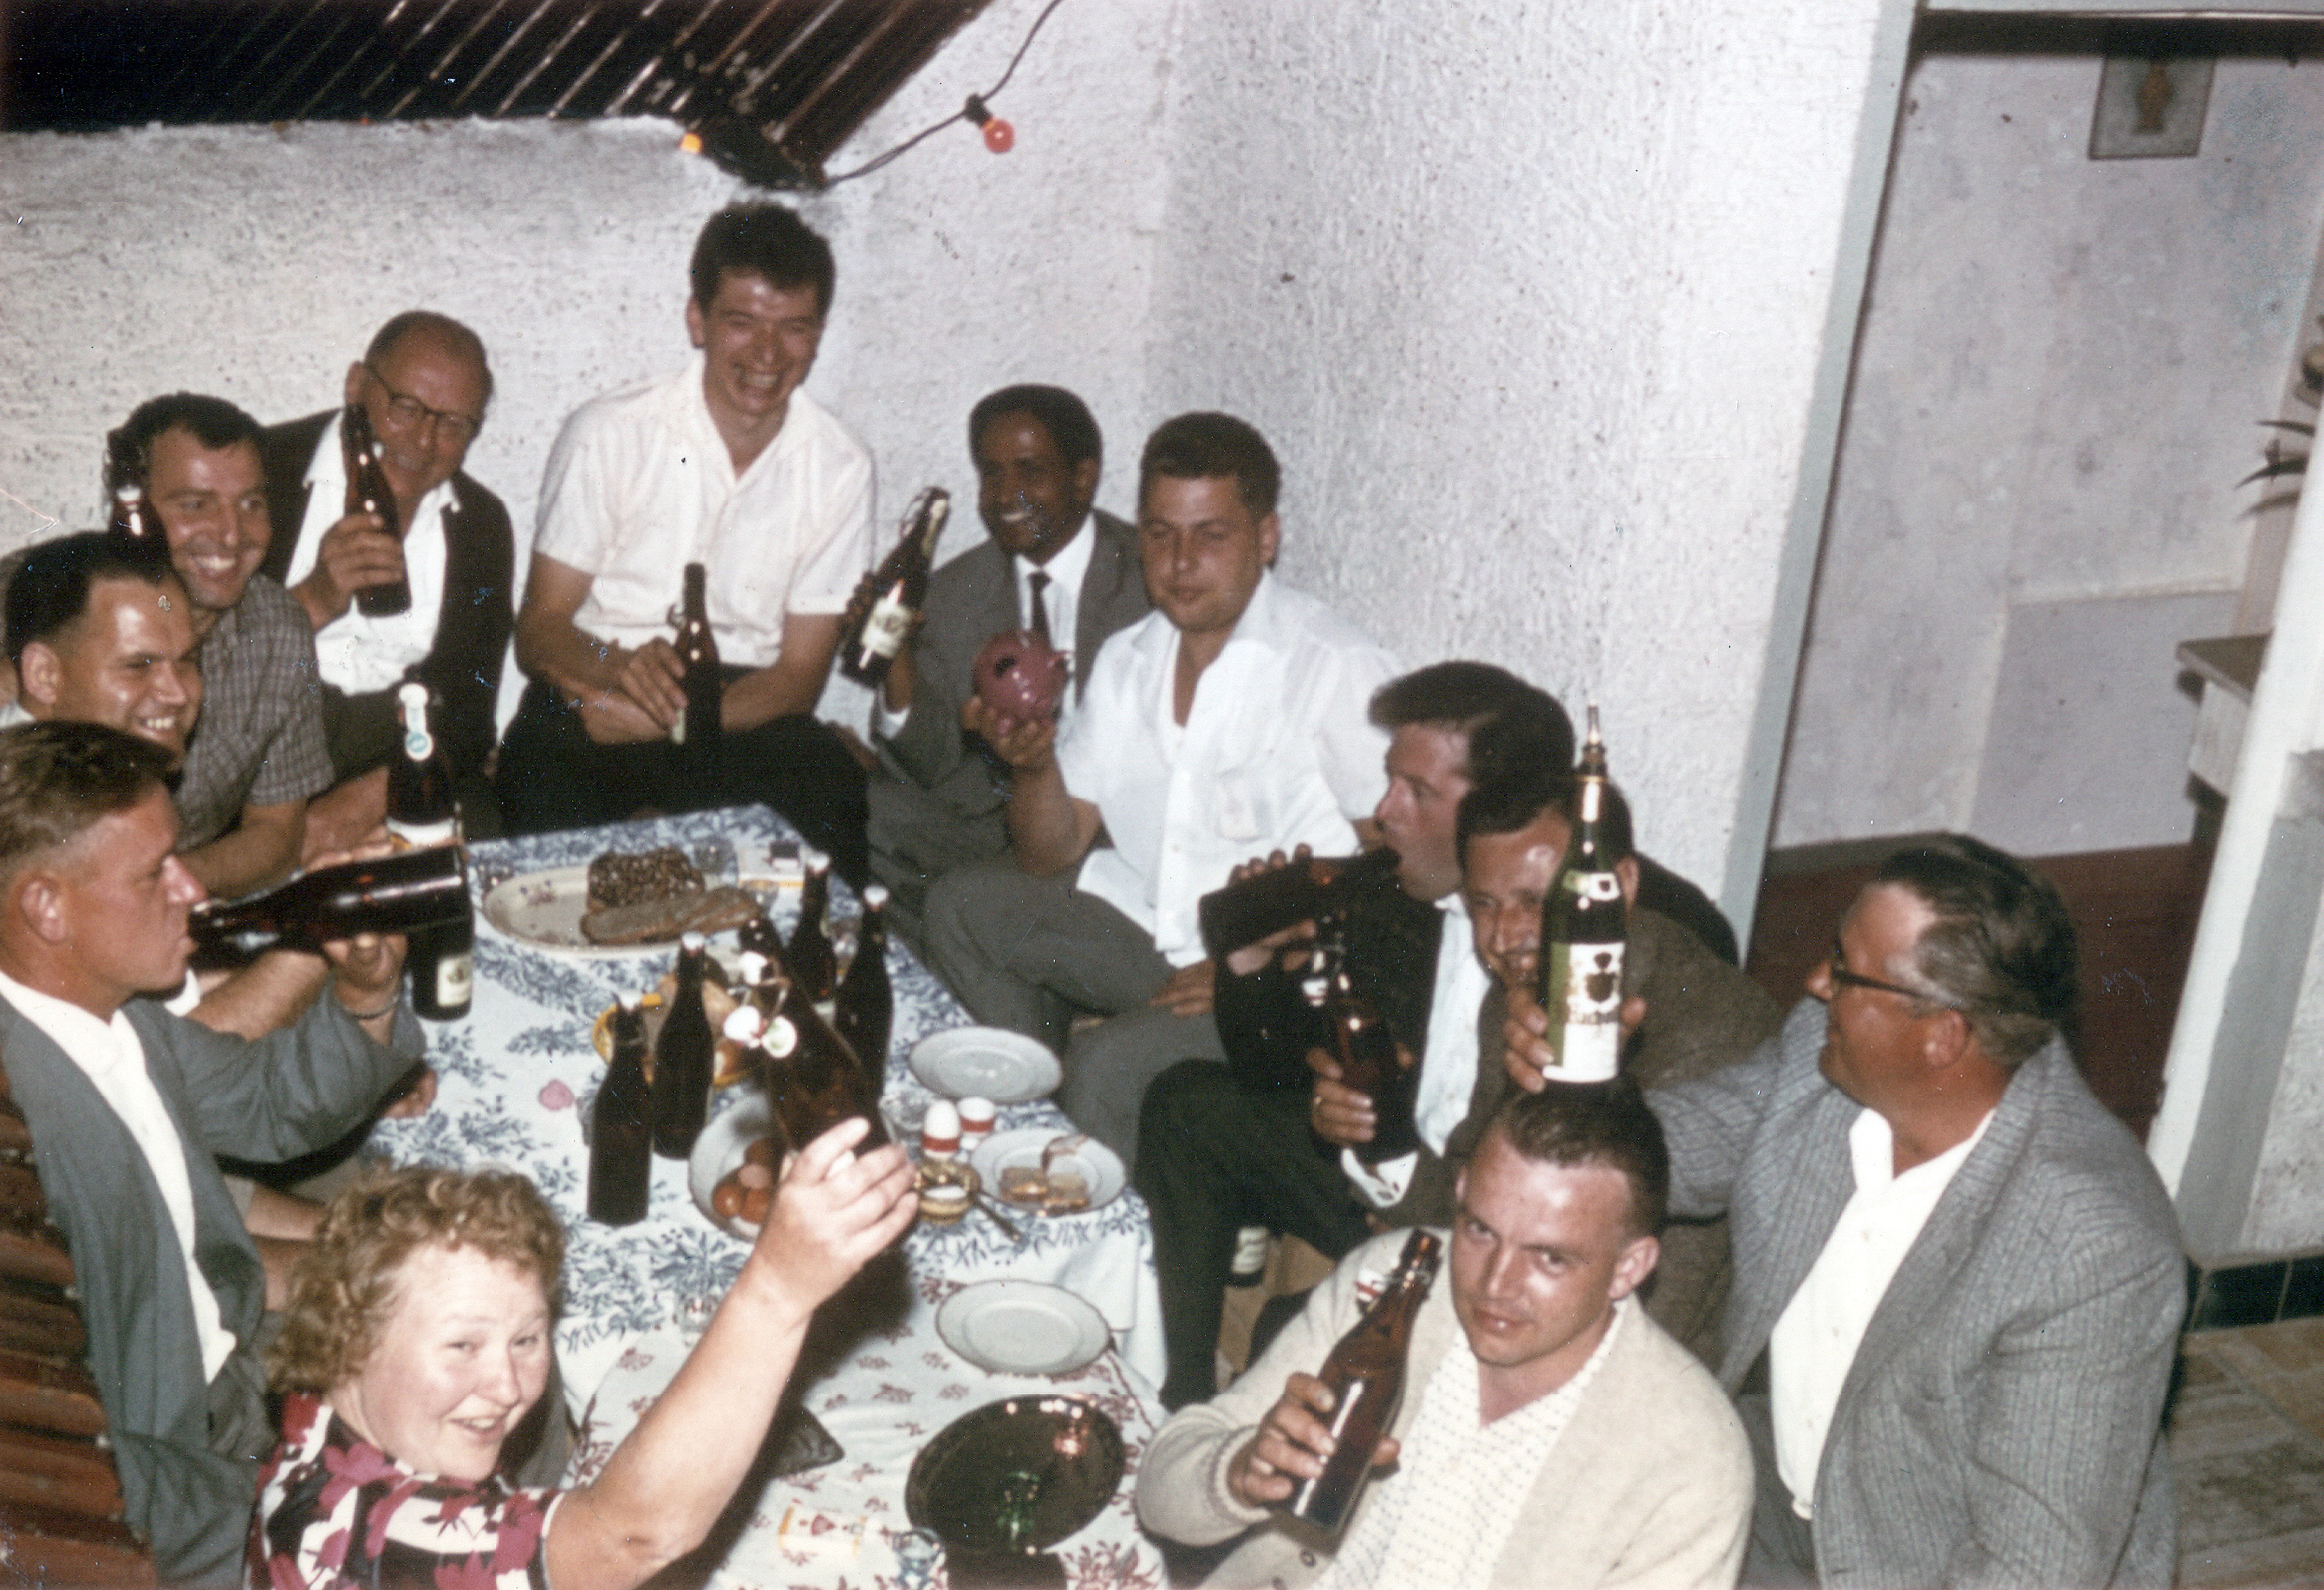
[[1017, 511, 1096, 606], [0, 963, 133, 1068], [1846, 1104, 1994, 1196]]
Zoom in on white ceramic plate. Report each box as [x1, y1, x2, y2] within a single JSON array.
[[480, 842, 738, 956], [482, 867, 665, 957], [687, 1096, 774, 1240], [908, 1027, 1062, 1104], [969, 1129, 1125, 1215], [935, 1280, 1112, 1377]]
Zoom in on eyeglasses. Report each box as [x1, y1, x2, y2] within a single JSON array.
[[362, 365, 482, 445], [1824, 944, 1947, 1006]]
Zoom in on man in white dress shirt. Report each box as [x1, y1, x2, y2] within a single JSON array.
[[499, 204, 875, 882], [923, 412, 1398, 1167]]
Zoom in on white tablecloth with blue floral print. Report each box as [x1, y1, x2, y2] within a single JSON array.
[[367, 805, 1169, 1588]]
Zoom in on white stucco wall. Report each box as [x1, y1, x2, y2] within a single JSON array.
[[0, 0, 1172, 564], [1142, 1, 1889, 889], [1, 0, 1891, 897], [1774, 45, 2324, 855]]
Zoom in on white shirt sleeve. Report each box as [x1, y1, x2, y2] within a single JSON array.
[[780, 449, 876, 617]]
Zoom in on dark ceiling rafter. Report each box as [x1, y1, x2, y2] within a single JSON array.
[[1, 0, 994, 187]]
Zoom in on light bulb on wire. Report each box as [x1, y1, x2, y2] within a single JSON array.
[[965, 94, 1014, 154]]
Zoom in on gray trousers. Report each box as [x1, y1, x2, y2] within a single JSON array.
[[922, 858, 1226, 1167]]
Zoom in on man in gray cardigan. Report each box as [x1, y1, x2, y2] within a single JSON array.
[[1138, 1083, 1753, 1588], [1506, 835, 2184, 1587], [0, 722, 424, 1587]]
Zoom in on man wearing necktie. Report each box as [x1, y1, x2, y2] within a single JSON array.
[[866, 385, 1149, 949]]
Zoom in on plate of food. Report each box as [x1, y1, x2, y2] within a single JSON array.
[[688, 1095, 780, 1240], [483, 842, 757, 956], [935, 1281, 1111, 1377], [969, 1130, 1123, 1216], [590, 979, 753, 1090], [908, 1027, 1062, 1104]]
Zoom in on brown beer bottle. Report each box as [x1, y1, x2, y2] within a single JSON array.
[[105, 484, 160, 547], [1197, 848, 1400, 961], [673, 562, 723, 798], [787, 850, 839, 1015], [1536, 706, 1627, 1084], [832, 883, 894, 1091], [1285, 1228, 1443, 1535], [103, 427, 161, 547], [188, 847, 469, 957], [650, 934, 715, 1159], [1301, 916, 1418, 1164], [343, 402, 412, 617], [756, 978, 889, 1154], [587, 1000, 654, 1226], [838, 487, 950, 688]]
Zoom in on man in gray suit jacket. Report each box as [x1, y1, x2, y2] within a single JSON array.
[[866, 384, 1149, 948], [1507, 834, 2184, 1587], [0, 722, 424, 1587]]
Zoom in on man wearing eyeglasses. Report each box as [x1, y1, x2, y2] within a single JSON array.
[[1503, 836, 2184, 1588], [258, 310, 513, 837]]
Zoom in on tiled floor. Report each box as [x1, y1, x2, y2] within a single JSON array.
[[2176, 1319, 2324, 1587]]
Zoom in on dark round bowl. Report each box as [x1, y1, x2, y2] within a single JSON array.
[[903, 1395, 1126, 1555]]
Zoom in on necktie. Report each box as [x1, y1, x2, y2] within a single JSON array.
[[1028, 570, 1053, 648]]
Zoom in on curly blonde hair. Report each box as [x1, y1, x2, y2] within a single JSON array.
[[266, 1165, 566, 1394]]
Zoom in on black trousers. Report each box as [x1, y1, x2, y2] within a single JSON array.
[[496, 679, 869, 887], [1134, 1059, 1375, 1410]]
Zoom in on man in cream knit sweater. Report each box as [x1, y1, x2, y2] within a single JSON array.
[[1137, 1081, 1752, 1588]]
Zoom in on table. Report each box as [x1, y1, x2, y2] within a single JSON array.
[[368, 805, 1169, 1589]]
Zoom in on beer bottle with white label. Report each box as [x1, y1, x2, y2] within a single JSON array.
[[1535, 706, 1626, 1083], [1284, 1229, 1442, 1535], [387, 681, 472, 1020], [673, 562, 723, 797], [837, 488, 949, 689], [344, 403, 412, 617]]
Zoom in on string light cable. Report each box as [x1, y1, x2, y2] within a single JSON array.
[[822, 0, 1066, 185]]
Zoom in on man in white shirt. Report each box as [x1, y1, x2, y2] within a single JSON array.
[[1137, 1081, 1753, 1589], [866, 384, 1149, 948], [259, 311, 514, 839], [0, 721, 423, 1587], [500, 204, 876, 882], [1505, 836, 2186, 1587], [922, 413, 1398, 1167]]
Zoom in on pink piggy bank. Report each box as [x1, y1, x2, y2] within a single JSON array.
[[973, 629, 1071, 730]]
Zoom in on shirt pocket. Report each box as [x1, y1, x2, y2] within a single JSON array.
[[1211, 768, 1272, 844]]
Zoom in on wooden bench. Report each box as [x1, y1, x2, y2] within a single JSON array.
[[0, 1062, 156, 1587]]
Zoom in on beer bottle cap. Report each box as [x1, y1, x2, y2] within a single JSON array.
[[863, 883, 889, 909]]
